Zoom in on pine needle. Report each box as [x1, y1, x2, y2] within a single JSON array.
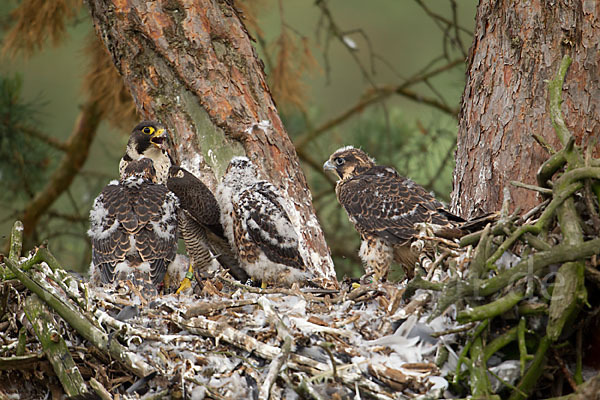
[[82, 34, 138, 129], [2, 0, 81, 59]]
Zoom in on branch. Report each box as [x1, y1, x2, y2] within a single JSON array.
[[258, 297, 294, 400], [24, 294, 88, 397], [457, 290, 524, 324], [21, 100, 102, 243], [294, 58, 463, 150], [391, 86, 459, 116], [548, 55, 573, 146], [508, 336, 551, 400], [18, 124, 69, 152], [413, 0, 473, 36], [3, 253, 154, 378], [545, 55, 586, 344]]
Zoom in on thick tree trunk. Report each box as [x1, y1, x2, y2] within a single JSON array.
[[452, 0, 600, 217], [85, 0, 335, 281]]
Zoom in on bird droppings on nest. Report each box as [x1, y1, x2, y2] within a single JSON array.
[[1, 232, 468, 399], [5, 174, 600, 399]]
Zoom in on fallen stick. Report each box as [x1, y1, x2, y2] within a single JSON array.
[[4, 255, 154, 378], [24, 294, 88, 397]]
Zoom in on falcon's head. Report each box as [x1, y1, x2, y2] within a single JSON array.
[[167, 166, 206, 195], [121, 121, 173, 184], [323, 146, 376, 180], [121, 158, 157, 185], [126, 121, 169, 157], [221, 156, 259, 190]]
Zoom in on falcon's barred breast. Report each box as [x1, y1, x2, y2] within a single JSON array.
[[324, 146, 462, 281], [216, 157, 310, 286], [119, 121, 172, 184], [167, 166, 249, 282], [88, 158, 178, 291]]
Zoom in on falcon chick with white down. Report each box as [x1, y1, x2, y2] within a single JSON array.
[[324, 146, 463, 281], [120, 121, 172, 184], [217, 157, 310, 286], [88, 158, 179, 292]]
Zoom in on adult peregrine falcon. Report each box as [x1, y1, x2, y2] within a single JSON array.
[[88, 158, 179, 291], [324, 146, 462, 281], [216, 157, 310, 286], [167, 166, 249, 282], [120, 121, 172, 184]]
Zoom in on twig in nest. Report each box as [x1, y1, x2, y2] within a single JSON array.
[[431, 323, 476, 338], [124, 280, 147, 307], [394, 291, 431, 320], [89, 377, 112, 400], [520, 199, 550, 223], [217, 275, 336, 304], [583, 180, 600, 232], [553, 350, 578, 392], [510, 181, 553, 195], [185, 299, 257, 318], [184, 376, 227, 400], [426, 250, 452, 280], [532, 134, 556, 155], [319, 342, 339, 382], [332, 314, 360, 329]]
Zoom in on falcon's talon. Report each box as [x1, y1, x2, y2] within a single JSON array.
[[176, 278, 192, 294]]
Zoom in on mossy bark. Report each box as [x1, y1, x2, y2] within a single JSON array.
[[24, 294, 88, 397]]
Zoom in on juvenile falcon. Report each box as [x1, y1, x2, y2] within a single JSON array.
[[167, 166, 249, 282], [120, 121, 172, 184], [324, 146, 462, 281], [216, 157, 310, 286], [88, 158, 179, 292]]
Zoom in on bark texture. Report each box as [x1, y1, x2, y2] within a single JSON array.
[[85, 0, 335, 281], [452, 0, 600, 217]]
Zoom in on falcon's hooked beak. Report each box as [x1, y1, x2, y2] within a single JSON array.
[[149, 128, 167, 149], [323, 159, 335, 171]]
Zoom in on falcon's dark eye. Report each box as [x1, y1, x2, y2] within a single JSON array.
[[142, 127, 154, 135], [334, 157, 345, 166]]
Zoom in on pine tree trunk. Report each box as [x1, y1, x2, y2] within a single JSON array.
[[452, 0, 600, 217], [85, 0, 335, 281]]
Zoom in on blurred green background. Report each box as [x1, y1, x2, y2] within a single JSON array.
[[0, 0, 477, 278]]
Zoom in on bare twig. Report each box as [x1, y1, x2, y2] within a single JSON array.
[[294, 58, 463, 150], [18, 125, 69, 152]]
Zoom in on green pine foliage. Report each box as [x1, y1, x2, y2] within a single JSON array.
[[0, 74, 54, 202]]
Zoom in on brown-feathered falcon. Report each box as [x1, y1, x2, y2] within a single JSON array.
[[120, 121, 172, 184], [88, 158, 179, 292], [167, 166, 249, 283], [324, 146, 462, 281], [216, 157, 310, 286]]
